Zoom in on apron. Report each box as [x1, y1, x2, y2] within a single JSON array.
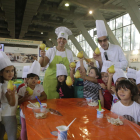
[[43, 48, 70, 99]]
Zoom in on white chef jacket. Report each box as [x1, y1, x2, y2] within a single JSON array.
[[96, 43, 128, 69], [0, 83, 2, 121], [1, 81, 18, 116]]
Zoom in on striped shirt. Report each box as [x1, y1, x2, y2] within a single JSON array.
[[83, 80, 101, 100]]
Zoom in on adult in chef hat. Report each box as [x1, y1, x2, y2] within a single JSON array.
[[93, 20, 128, 70], [39, 26, 74, 99], [113, 68, 127, 85], [127, 68, 137, 82], [17, 65, 30, 93]]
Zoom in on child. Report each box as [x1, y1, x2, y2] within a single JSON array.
[[18, 60, 47, 140], [0, 52, 18, 140], [80, 59, 104, 107], [107, 68, 127, 104], [133, 70, 140, 104], [111, 79, 140, 125], [70, 60, 88, 98], [56, 64, 74, 98], [17, 66, 30, 93], [99, 61, 114, 110], [126, 68, 136, 83]]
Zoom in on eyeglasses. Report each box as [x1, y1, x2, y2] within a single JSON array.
[[98, 38, 108, 43]]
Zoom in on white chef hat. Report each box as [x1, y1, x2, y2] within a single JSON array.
[[113, 68, 127, 84], [22, 66, 30, 78], [55, 26, 72, 41], [28, 60, 40, 77], [136, 70, 140, 84], [75, 60, 88, 72], [56, 64, 68, 77], [0, 52, 13, 70], [126, 68, 137, 80], [96, 20, 108, 38], [101, 60, 114, 73]]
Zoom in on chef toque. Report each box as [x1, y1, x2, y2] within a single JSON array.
[[55, 26, 72, 41], [75, 60, 88, 72], [22, 66, 30, 78], [136, 70, 140, 84], [127, 68, 137, 80], [101, 61, 114, 73], [96, 20, 108, 38], [56, 64, 68, 77], [28, 60, 40, 76], [0, 52, 12, 70], [113, 68, 127, 84]]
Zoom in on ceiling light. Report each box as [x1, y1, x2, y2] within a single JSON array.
[[41, 32, 43, 34], [89, 10, 93, 14], [65, 3, 69, 7], [49, 38, 51, 41]]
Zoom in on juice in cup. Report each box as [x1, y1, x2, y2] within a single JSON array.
[[56, 125, 68, 140]]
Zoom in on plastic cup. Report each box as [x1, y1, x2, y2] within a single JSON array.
[[85, 97, 92, 103], [96, 109, 105, 118], [56, 125, 68, 140], [40, 104, 47, 112]]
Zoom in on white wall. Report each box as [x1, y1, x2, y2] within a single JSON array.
[[124, 50, 140, 70]]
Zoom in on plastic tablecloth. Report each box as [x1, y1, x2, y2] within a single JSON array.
[[22, 98, 140, 140]]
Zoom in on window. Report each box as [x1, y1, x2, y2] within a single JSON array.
[[116, 17, 122, 29], [116, 28, 122, 47], [109, 20, 115, 30], [123, 26, 130, 51], [131, 24, 140, 50], [123, 14, 131, 26]]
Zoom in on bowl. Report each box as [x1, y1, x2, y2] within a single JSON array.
[[33, 107, 49, 119]]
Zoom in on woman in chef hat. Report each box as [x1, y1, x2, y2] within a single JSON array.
[[39, 26, 74, 99], [56, 64, 74, 98], [0, 52, 18, 140]]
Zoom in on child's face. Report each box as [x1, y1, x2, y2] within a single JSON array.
[[101, 72, 108, 84], [77, 67, 82, 73], [116, 77, 126, 86], [137, 84, 140, 94], [117, 87, 132, 101], [88, 69, 98, 78], [58, 75, 65, 83], [27, 76, 38, 86], [2, 66, 14, 80], [128, 78, 136, 83]]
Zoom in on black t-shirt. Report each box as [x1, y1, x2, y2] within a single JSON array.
[[57, 83, 74, 98]]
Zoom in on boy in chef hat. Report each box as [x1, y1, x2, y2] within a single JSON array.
[[70, 60, 88, 98], [18, 60, 47, 140], [0, 52, 18, 140], [17, 65, 30, 93], [56, 64, 74, 98], [127, 68, 137, 83]]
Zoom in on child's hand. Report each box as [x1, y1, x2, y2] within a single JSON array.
[[7, 89, 16, 96], [99, 83, 106, 90], [23, 91, 31, 100], [70, 67, 75, 72], [111, 86, 116, 94]]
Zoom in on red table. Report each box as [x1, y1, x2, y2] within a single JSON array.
[[22, 98, 140, 140]]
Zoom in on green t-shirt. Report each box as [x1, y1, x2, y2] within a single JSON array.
[[74, 78, 84, 98]]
